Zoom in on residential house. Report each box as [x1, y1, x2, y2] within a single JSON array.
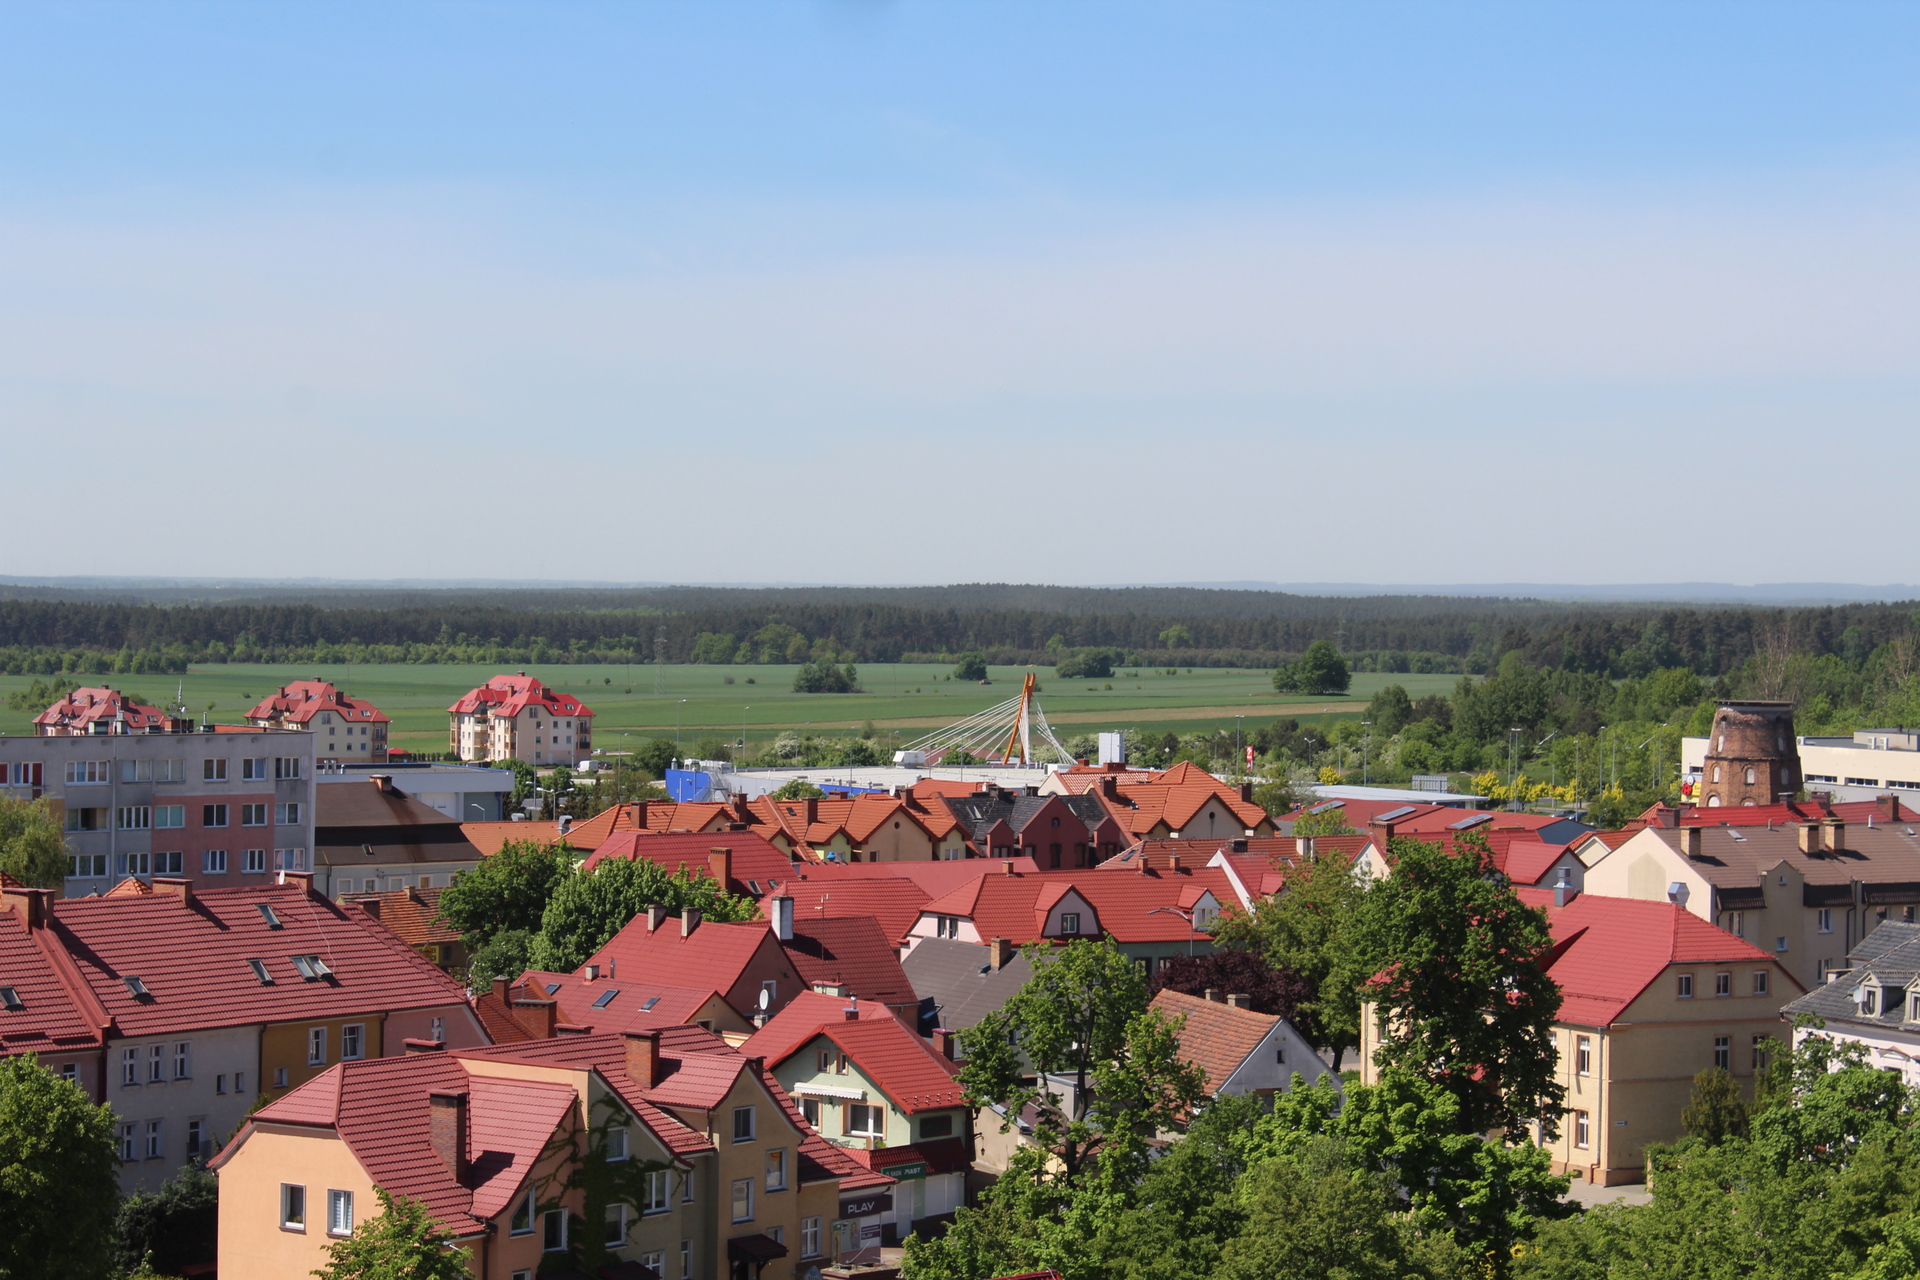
[[1283, 796, 1593, 848], [1047, 761, 1276, 845], [460, 819, 574, 859], [901, 937, 1033, 1040], [516, 971, 755, 1041], [744, 996, 970, 1248], [0, 883, 109, 1098], [0, 725, 316, 896], [749, 792, 970, 863], [563, 800, 747, 851], [1579, 811, 1920, 989], [585, 833, 796, 899], [574, 911, 812, 1027], [935, 788, 1128, 868], [344, 885, 468, 975], [0, 875, 483, 1194], [764, 877, 931, 950], [212, 1026, 890, 1279], [32, 685, 190, 736], [1781, 920, 1920, 1086], [1148, 988, 1330, 1099], [315, 773, 488, 898], [1358, 889, 1803, 1186], [768, 896, 918, 1023], [245, 681, 390, 764], [449, 674, 595, 768]]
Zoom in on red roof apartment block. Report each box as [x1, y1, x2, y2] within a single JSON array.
[[447, 673, 595, 767], [32, 686, 189, 736], [245, 681, 390, 762]]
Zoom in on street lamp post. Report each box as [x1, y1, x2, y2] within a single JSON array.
[[1151, 905, 1198, 957]]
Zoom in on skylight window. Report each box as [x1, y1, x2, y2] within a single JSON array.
[[1447, 814, 1493, 831], [257, 903, 283, 929], [748, 880, 763, 895], [1374, 805, 1419, 822], [592, 989, 621, 1009], [0, 987, 22, 1011], [247, 958, 273, 984], [289, 955, 333, 981], [641, 996, 661, 1011], [545, 983, 561, 995], [123, 975, 151, 999]]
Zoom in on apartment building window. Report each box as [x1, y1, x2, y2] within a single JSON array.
[[921, 1114, 954, 1139], [121, 1048, 139, 1087], [644, 1169, 671, 1213], [202, 804, 228, 828], [274, 1067, 288, 1088], [186, 1118, 205, 1162], [638, 1251, 664, 1277], [510, 1190, 535, 1236], [1715, 972, 1732, 997], [203, 759, 228, 782], [328, 1190, 354, 1236], [145, 1120, 163, 1159], [216, 1074, 227, 1095], [122, 852, 152, 877], [846, 1104, 882, 1138], [1573, 1111, 1590, 1149], [341, 1025, 364, 1061], [240, 758, 267, 781], [1753, 1036, 1772, 1071], [308, 1027, 327, 1066], [236, 1070, 246, 1092], [275, 757, 302, 780], [241, 804, 269, 827], [203, 850, 227, 874], [122, 759, 151, 782], [1059, 913, 1081, 935], [605, 1126, 629, 1161], [117, 806, 152, 830], [1818, 909, 1835, 933], [766, 1148, 787, 1191], [276, 803, 301, 825], [148, 1044, 166, 1083], [174, 1041, 191, 1079], [801, 1097, 821, 1128], [1776, 937, 1790, 953], [733, 1106, 756, 1142], [58, 1063, 78, 1083], [431, 1017, 445, 1042], [1714, 1036, 1732, 1070], [542, 1210, 567, 1252], [276, 848, 309, 872], [65, 807, 106, 832], [802, 1217, 823, 1259], [731, 1178, 753, 1223], [1574, 1036, 1591, 1077], [603, 1203, 628, 1247], [681, 1239, 692, 1278], [69, 853, 108, 879], [154, 805, 185, 829], [66, 761, 110, 785], [1754, 970, 1771, 997], [281, 1184, 307, 1231], [1677, 974, 1694, 998], [243, 849, 267, 873], [155, 851, 182, 875], [681, 1170, 696, 1203]]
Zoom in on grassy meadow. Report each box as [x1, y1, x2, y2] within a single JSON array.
[[0, 664, 1459, 756]]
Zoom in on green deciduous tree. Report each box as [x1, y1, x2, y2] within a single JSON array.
[[951, 651, 988, 681], [114, 1161, 217, 1278], [1366, 682, 1415, 736], [792, 661, 859, 693], [1274, 640, 1352, 695], [436, 841, 574, 950], [1682, 1066, 1750, 1144], [1213, 848, 1367, 1065], [312, 1188, 472, 1280], [527, 856, 758, 972], [1349, 834, 1564, 1136], [0, 795, 66, 888], [1215, 1137, 1434, 1280], [769, 778, 825, 800], [0, 1054, 121, 1280]]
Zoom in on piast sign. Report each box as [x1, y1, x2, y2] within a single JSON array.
[[839, 1193, 892, 1219]]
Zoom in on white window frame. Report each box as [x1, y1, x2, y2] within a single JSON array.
[[282, 1183, 307, 1231], [203, 849, 228, 874], [644, 1168, 671, 1214], [174, 1041, 191, 1079], [730, 1177, 754, 1223], [308, 1026, 327, 1066], [341, 1024, 364, 1061], [766, 1147, 786, 1191], [327, 1189, 354, 1236], [802, 1216, 822, 1259], [603, 1202, 628, 1248]]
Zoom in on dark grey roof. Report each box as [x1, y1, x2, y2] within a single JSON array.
[[940, 792, 1107, 842], [1781, 920, 1920, 1027], [902, 937, 1032, 1034]]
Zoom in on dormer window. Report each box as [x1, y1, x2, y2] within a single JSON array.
[[1862, 986, 1880, 1016], [1059, 913, 1081, 935]]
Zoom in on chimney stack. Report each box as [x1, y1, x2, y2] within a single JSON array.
[[932, 1028, 956, 1059], [1824, 818, 1847, 852], [771, 895, 794, 942], [1167, 854, 1182, 872], [149, 876, 193, 905], [708, 847, 733, 889], [493, 976, 511, 1005], [803, 798, 819, 825], [1656, 806, 1680, 829], [0, 886, 48, 929], [510, 994, 557, 1039], [989, 937, 1013, 971], [1680, 828, 1702, 859], [1239, 781, 1254, 803], [624, 1030, 660, 1089], [427, 1091, 469, 1182], [1799, 823, 1826, 856], [843, 1006, 860, 1022], [404, 1038, 446, 1053], [647, 905, 668, 932], [1296, 836, 1316, 859], [370, 774, 393, 793], [583, 964, 601, 980], [681, 907, 702, 937], [1226, 993, 1251, 1010], [1204, 988, 1223, 1003], [1879, 794, 1905, 823]]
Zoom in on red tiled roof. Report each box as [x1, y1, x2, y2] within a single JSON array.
[[246, 680, 390, 727], [583, 918, 802, 1024], [817, 1017, 963, 1113], [917, 867, 1236, 946], [564, 802, 736, 850], [469, 978, 557, 1045], [522, 971, 721, 1035], [346, 886, 461, 948], [50, 881, 470, 1039], [31, 686, 187, 733], [782, 917, 916, 1008], [845, 1135, 973, 1177], [460, 821, 572, 857], [739, 991, 896, 1068], [1530, 891, 1806, 1027], [447, 674, 595, 719], [1496, 841, 1571, 887], [1148, 988, 1282, 1095], [784, 858, 1040, 896], [1081, 761, 1271, 837], [0, 899, 108, 1058], [1652, 798, 1896, 829], [584, 830, 794, 897], [769, 878, 930, 946]]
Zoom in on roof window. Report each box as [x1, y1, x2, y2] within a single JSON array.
[[592, 989, 621, 1009], [290, 954, 333, 981], [641, 996, 661, 1011], [123, 975, 152, 999], [544, 982, 561, 995], [247, 958, 274, 984], [0, 987, 22, 1011], [257, 903, 284, 930]]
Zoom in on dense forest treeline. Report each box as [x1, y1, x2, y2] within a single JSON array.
[[0, 589, 1916, 680]]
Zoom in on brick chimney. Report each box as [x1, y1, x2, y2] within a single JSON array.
[[1679, 828, 1702, 859], [681, 907, 702, 937], [1204, 988, 1223, 1003], [1226, 993, 1251, 1010], [989, 937, 1013, 970], [1099, 776, 1120, 800], [771, 895, 794, 942], [1239, 781, 1254, 803], [628, 800, 650, 828], [356, 896, 382, 919], [427, 1090, 468, 1182], [1824, 817, 1847, 853], [493, 976, 512, 1005], [370, 774, 394, 793], [1798, 823, 1825, 856], [624, 1030, 660, 1089], [932, 1028, 956, 1059], [1167, 854, 1182, 872], [843, 1006, 860, 1021], [0, 886, 49, 929], [149, 876, 193, 905], [708, 847, 733, 889], [1368, 817, 1400, 846], [511, 996, 557, 1039], [803, 798, 819, 825], [1655, 806, 1680, 829], [1879, 794, 1905, 823], [646, 905, 668, 932]]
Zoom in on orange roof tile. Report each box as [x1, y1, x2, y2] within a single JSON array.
[[346, 886, 462, 948], [1150, 988, 1284, 1096], [460, 820, 571, 857]]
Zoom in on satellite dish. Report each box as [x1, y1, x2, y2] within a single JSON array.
[[758, 987, 772, 1011]]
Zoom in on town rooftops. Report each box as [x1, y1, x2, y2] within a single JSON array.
[[459, 820, 571, 858], [582, 916, 802, 1022], [448, 673, 595, 720], [939, 790, 1113, 842], [781, 915, 917, 1009], [342, 885, 461, 950], [1783, 920, 1920, 1028], [516, 971, 725, 1036], [32, 686, 189, 735], [747, 1009, 963, 1114], [246, 681, 390, 727], [584, 830, 794, 898], [766, 878, 929, 947], [1065, 760, 1271, 837], [1642, 795, 1907, 830], [739, 990, 897, 1068], [1639, 821, 1920, 895], [315, 776, 485, 867], [22, 878, 470, 1040], [0, 892, 108, 1057], [1149, 988, 1287, 1096], [916, 865, 1235, 946], [562, 801, 738, 850], [901, 937, 1034, 1035]]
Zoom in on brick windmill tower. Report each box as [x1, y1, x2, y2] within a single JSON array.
[[1698, 701, 1801, 807]]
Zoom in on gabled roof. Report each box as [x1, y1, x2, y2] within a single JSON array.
[[1784, 921, 1920, 1027], [938, 791, 1114, 844], [740, 991, 897, 1068], [1653, 798, 1895, 829], [784, 857, 1040, 896], [1088, 761, 1270, 836], [1638, 823, 1920, 893], [815, 1017, 964, 1113], [1497, 841, 1574, 887], [316, 779, 486, 867], [0, 899, 108, 1057], [448, 674, 595, 720], [916, 867, 1233, 946], [781, 917, 916, 1008], [459, 820, 572, 858], [769, 878, 930, 946], [246, 681, 390, 727], [469, 977, 557, 1045], [748, 793, 946, 852], [32, 686, 187, 733], [1149, 988, 1285, 1096], [584, 830, 794, 897], [345, 886, 461, 949], [47, 880, 470, 1038], [900, 938, 1034, 1034], [1534, 891, 1802, 1027], [518, 971, 721, 1036], [584, 918, 801, 1021], [563, 802, 736, 850]]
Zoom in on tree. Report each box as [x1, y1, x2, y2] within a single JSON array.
[[1365, 682, 1414, 736], [837, 739, 884, 767], [436, 841, 574, 949], [770, 778, 826, 800], [1159, 624, 1195, 650], [0, 795, 65, 888], [1347, 834, 1564, 1136], [1213, 848, 1367, 1065], [688, 631, 737, 664], [690, 736, 732, 763], [114, 1161, 217, 1277], [4, 676, 75, 713], [527, 856, 759, 972], [465, 927, 535, 987], [1290, 809, 1358, 838], [1682, 1066, 1750, 1144], [1057, 648, 1122, 680], [0, 1054, 121, 1280], [1151, 950, 1310, 1020], [792, 661, 859, 693], [1249, 775, 1298, 818], [1274, 641, 1351, 695], [1214, 1138, 1427, 1280], [312, 1188, 472, 1280], [952, 651, 988, 681]]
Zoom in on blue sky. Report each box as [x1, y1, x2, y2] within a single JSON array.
[[3, 2, 1917, 584]]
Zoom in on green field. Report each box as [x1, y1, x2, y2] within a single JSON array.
[[0, 664, 1459, 755]]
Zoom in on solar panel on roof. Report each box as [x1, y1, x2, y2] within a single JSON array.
[[1309, 801, 1346, 814], [1375, 806, 1419, 822], [1448, 814, 1493, 831]]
